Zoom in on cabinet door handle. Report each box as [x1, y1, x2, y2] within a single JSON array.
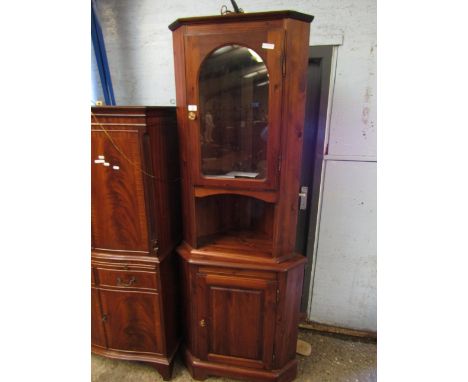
[[102, 314, 108, 322], [116, 276, 136, 287], [299, 186, 308, 210], [199, 319, 207, 328]]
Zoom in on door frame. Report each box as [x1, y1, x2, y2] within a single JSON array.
[[298, 45, 338, 313]]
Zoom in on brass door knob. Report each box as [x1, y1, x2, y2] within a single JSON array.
[[188, 111, 197, 120]]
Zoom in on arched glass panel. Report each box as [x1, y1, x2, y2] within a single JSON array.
[[199, 45, 269, 180]]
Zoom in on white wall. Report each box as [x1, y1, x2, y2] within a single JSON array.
[[309, 160, 376, 331], [94, 0, 377, 332]]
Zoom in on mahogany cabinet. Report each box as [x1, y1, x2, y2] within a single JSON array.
[[169, 10, 313, 382], [91, 106, 181, 380]]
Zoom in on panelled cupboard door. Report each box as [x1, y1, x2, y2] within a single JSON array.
[[91, 130, 150, 252], [196, 273, 277, 369], [91, 287, 107, 348], [99, 288, 163, 354], [184, 25, 285, 190]]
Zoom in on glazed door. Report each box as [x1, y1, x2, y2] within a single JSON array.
[[184, 24, 285, 190], [196, 273, 277, 369], [91, 129, 151, 253], [99, 288, 163, 354], [91, 287, 107, 348]]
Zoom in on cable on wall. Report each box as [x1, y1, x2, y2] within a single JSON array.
[[91, 0, 116, 105]]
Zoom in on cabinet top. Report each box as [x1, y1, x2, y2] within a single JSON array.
[[168, 10, 314, 31]]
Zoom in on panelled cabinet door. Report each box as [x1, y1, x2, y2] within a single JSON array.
[[196, 273, 277, 369], [99, 289, 163, 354], [91, 287, 107, 348], [184, 25, 285, 190], [91, 129, 150, 252]]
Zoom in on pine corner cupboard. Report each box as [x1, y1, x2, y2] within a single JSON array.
[[169, 10, 314, 382], [91, 106, 181, 380]]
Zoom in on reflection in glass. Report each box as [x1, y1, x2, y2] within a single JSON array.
[[199, 45, 269, 179]]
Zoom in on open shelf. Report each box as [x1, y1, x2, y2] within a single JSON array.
[[197, 230, 273, 257], [195, 194, 275, 256]]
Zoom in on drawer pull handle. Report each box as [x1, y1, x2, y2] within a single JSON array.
[[116, 276, 136, 287]]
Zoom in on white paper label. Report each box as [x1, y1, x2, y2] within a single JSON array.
[[112, 165, 120, 170], [104, 162, 110, 167], [262, 43, 275, 50], [94, 159, 105, 164], [98, 155, 105, 159], [188, 104, 197, 111]]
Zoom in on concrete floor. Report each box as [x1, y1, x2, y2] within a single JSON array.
[[92, 329, 377, 382]]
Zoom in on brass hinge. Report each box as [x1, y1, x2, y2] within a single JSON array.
[[276, 288, 280, 303], [273, 352, 276, 361], [282, 31, 287, 77], [282, 53, 286, 77]]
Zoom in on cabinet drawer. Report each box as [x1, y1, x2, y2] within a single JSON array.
[[97, 268, 159, 291]]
